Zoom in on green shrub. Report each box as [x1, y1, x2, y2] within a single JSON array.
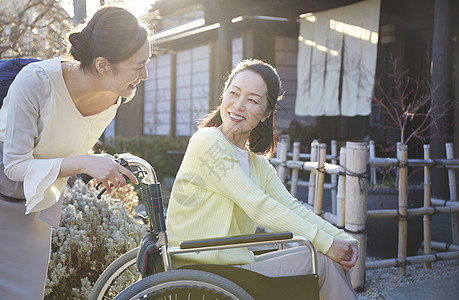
[[44, 180, 146, 300], [99, 135, 188, 180], [280, 120, 318, 151]]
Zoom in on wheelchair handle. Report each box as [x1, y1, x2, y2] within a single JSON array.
[[116, 153, 158, 184], [179, 231, 293, 249], [82, 153, 159, 198]]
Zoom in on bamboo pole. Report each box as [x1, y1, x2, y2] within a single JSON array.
[[446, 143, 459, 244], [336, 147, 346, 227], [423, 144, 432, 269], [367, 205, 459, 218], [323, 212, 337, 225], [369, 157, 459, 168], [344, 142, 368, 289], [369, 140, 377, 185], [369, 157, 399, 167], [302, 162, 341, 175], [314, 143, 326, 215], [367, 209, 398, 218], [397, 143, 408, 276], [331, 140, 338, 214], [409, 206, 459, 215], [277, 141, 288, 185], [365, 251, 459, 270], [290, 142, 300, 197], [446, 144, 457, 201], [286, 180, 336, 190], [431, 198, 459, 206], [430, 240, 459, 251], [275, 140, 281, 173], [308, 141, 319, 206]]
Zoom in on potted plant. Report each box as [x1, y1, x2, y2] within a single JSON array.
[[367, 57, 450, 258]]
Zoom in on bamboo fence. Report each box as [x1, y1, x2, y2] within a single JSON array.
[[271, 140, 459, 289]]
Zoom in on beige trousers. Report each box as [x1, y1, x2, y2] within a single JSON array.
[[0, 197, 52, 300], [238, 246, 358, 300]]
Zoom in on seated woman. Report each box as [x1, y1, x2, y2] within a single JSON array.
[[166, 59, 358, 299]]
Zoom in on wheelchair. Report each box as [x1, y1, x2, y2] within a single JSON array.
[[89, 154, 320, 300]]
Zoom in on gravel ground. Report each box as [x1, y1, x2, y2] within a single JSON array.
[[357, 258, 459, 299]]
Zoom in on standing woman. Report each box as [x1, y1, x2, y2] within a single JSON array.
[[0, 6, 151, 299], [167, 59, 358, 299]]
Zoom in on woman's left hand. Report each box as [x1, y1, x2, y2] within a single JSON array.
[[325, 238, 358, 270], [339, 240, 358, 271]]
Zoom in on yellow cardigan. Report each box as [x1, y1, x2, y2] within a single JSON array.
[[166, 127, 356, 268]]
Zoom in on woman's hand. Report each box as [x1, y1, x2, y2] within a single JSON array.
[[60, 154, 138, 193], [325, 238, 358, 271]]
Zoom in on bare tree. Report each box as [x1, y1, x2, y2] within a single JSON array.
[[0, 0, 72, 59], [372, 57, 452, 150]]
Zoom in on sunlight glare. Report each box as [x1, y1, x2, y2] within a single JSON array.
[[299, 12, 317, 23], [329, 19, 378, 44], [298, 36, 339, 57]]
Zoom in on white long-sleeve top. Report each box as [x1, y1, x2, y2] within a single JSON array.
[[0, 57, 121, 214]]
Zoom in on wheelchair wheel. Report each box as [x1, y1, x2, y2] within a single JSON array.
[[89, 247, 140, 300], [114, 269, 254, 300]]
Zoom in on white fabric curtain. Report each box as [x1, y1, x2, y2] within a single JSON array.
[[295, 0, 381, 117]]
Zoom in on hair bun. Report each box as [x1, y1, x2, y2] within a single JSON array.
[[68, 31, 91, 62]]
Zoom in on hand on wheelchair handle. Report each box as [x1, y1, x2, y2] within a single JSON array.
[[79, 155, 138, 198]]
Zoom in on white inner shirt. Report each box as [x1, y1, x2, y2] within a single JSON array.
[[211, 127, 250, 177]]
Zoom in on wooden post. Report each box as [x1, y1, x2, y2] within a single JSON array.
[[331, 140, 338, 214], [397, 143, 408, 276], [344, 142, 368, 289], [336, 147, 347, 227], [290, 142, 301, 197], [430, 0, 454, 200], [446, 143, 459, 243], [314, 143, 326, 215], [278, 141, 288, 185], [73, 0, 87, 25], [275, 141, 281, 173], [308, 141, 319, 206], [170, 53, 177, 138], [214, 9, 232, 108], [424, 145, 432, 269], [369, 140, 377, 185]]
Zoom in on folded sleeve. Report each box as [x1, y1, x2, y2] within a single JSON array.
[[187, 129, 337, 254], [2, 65, 65, 213]]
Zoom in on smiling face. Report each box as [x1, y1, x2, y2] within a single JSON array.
[[103, 40, 151, 98], [219, 70, 271, 149]]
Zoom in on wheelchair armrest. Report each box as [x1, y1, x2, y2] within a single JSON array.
[[179, 231, 293, 250]]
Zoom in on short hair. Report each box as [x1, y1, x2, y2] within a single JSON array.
[[66, 6, 150, 72], [200, 59, 283, 158]]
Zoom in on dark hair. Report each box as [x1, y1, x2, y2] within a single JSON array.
[[66, 6, 150, 72], [200, 59, 283, 158]]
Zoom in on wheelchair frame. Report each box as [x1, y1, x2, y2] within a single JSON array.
[[89, 153, 319, 300]]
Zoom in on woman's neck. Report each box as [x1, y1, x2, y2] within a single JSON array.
[[217, 125, 249, 150], [62, 62, 118, 116]]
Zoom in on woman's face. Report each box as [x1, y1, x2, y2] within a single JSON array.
[[106, 40, 151, 98], [219, 69, 271, 148]]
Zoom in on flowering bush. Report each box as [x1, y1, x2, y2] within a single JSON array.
[[44, 180, 146, 299], [109, 183, 139, 218]]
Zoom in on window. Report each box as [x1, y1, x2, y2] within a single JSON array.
[[275, 36, 306, 130], [176, 45, 210, 136], [144, 55, 172, 135], [232, 37, 243, 67]]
